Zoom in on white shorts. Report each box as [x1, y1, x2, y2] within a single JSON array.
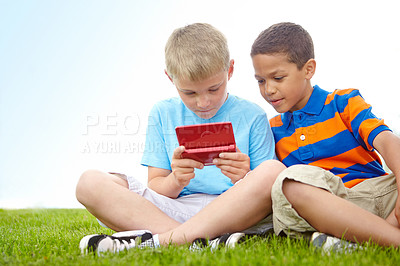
[[127, 175, 218, 223], [98, 172, 275, 235], [96, 174, 218, 228]]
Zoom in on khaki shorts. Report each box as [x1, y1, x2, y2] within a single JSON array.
[[271, 165, 397, 239]]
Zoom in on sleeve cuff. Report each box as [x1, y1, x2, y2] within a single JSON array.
[[368, 125, 391, 150]]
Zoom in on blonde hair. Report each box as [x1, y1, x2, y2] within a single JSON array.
[[165, 23, 230, 82]]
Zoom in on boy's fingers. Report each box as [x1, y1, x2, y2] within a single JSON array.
[[213, 158, 231, 166], [218, 164, 235, 173], [173, 172, 195, 187], [176, 172, 195, 180], [214, 152, 250, 178], [172, 158, 203, 170], [218, 152, 235, 161], [217, 163, 247, 174], [172, 146, 204, 168], [218, 152, 248, 161], [172, 146, 185, 159], [220, 170, 243, 184], [183, 159, 204, 169]]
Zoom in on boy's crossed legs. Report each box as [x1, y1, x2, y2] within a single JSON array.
[[273, 165, 400, 247], [76, 160, 286, 247]]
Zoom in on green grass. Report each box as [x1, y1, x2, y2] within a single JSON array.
[[0, 209, 399, 265]]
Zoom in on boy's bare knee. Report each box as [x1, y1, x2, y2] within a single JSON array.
[[76, 169, 101, 203], [267, 160, 287, 177], [255, 160, 286, 183], [77, 169, 100, 187], [249, 160, 286, 193]]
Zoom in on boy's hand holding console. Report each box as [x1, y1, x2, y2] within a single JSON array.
[[172, 122, 250, 185], [176, 122, 236, 165]]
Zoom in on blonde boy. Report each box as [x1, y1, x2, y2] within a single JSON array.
[[77, 23, 284, 253]]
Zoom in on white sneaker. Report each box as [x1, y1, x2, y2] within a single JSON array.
[[79, 230, 154, 255], [311, 232, 362, 254], [224, 232, 247, 248], [190, 232, 250, 251]]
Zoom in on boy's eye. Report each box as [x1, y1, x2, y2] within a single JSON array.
[[257, 79, 265, 85], [274, 76, 284, 81], [209, 87, 219, 92], [183, 91, 195, 95]]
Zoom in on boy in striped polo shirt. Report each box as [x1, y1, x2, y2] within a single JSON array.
[[251, 22, 400, 250]]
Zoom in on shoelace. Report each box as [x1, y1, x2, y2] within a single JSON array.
[[208, 238, 220, 250], [332, 240, 360, 253], [112, 237, 136, 252], [189, 238, 221, 252]]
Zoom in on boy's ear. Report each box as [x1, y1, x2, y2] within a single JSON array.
[[165, 70, 174, 83], [228, 59, 234, 80], [304, 59, 316, 80]]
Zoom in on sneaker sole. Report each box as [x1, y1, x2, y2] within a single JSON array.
[[310, 232, 327, 248], [79, 234, 108, 254], [225, 233, 246, 248], [112, 230, 151, 238]]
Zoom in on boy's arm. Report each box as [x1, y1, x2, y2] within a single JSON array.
[[147, 167, 180, 198], [373, 130, 400, 223], [147, 146, 204, 199]]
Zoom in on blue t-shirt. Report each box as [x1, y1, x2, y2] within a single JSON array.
[[141, 94, 275, 197]]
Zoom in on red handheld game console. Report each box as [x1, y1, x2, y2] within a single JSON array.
[[175, 122, 236, 165]]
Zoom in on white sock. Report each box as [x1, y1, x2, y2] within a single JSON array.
[[153, 234, 160, 248]]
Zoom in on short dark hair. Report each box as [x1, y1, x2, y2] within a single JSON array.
[[251, 22, 314, 69]]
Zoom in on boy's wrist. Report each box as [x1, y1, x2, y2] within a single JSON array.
[[166, 172, 186, 197], [235, 170, 251, 185], [244, 170, 252, 178], [147, 174, 183, 199]]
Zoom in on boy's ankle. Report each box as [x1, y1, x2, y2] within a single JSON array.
[[157, 233, 171, 246], [152, 234, 161, 247]]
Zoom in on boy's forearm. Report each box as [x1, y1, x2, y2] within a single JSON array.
[[374, 131, 400, 188], [148, 174, 184, 199]]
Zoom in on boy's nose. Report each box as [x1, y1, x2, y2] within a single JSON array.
[[197, 95, 210, 108], [264, 82, 276, 95]]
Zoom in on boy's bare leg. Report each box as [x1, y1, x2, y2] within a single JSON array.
[[282, 180, 400, 247], [157, 160, 286, 245], [385, 209, 400, 229], [76, 170, 180, 233]]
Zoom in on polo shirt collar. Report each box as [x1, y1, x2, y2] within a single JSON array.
[[281, 85, 328, 128]]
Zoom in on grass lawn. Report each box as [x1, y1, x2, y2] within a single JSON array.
[[0, 208, 399, 265]]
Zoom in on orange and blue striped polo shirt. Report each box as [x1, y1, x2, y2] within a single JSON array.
[[270, 85, 390, 188]]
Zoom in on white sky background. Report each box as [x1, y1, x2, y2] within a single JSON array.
[[0, 0, 399, 208]]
